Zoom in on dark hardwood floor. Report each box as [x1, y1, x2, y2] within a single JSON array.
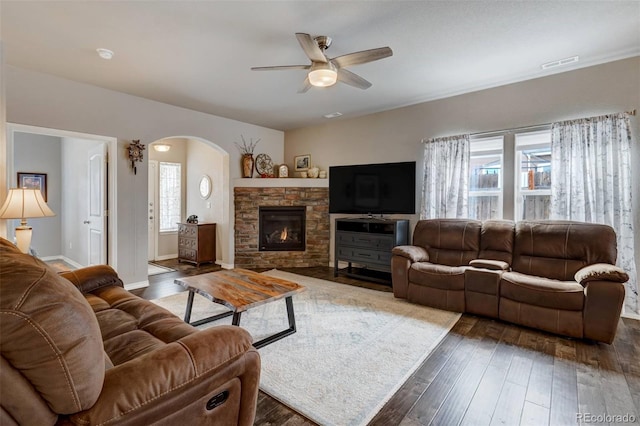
[[135, 263, 640, 426]]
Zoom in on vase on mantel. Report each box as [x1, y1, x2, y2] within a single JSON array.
[[241, 154, 254, 178]]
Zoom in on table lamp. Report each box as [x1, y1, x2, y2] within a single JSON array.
[[0, 188, 56, 253]]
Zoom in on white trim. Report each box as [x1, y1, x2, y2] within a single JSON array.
[[216, 260, 234, 269], [6, 123, 118, 271], [40, 255, 84, 270], [125, 280, 149, 290], [154, 254, 178, 261]]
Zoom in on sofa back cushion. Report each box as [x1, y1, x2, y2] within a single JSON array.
[[0, 238, 105, 415], [479, 220, 515, 265], [413, 219, 481, 267], [512, 221, 617, 281]]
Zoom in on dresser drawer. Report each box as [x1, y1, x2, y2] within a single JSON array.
[[178, 224, 198, 238], [178, 237, 197, 249], [178, 248, 196, 261], [336, 232, 393, 250], [336, 246, 392, 266]]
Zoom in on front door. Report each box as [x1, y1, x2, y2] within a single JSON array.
[[148, 160, 158, 261], [87, 143, 107, 265]]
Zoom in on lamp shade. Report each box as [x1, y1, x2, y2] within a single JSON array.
[[308, 62, 337, 87], [0, 188, 55, 220]]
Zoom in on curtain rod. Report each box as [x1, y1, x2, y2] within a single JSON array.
[[470, 109, 637, 138]]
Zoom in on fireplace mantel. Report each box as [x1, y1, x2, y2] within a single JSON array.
[[233, 178, 328, 188]]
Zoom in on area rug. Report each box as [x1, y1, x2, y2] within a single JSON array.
[[147, 262, 176, 276], [151, 270, 460, 426]]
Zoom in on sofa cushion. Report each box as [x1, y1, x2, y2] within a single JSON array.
[[409, 262, 467, 291], [512, 221, 617, 281], [479, 220, 515, 265], [501, 271, 584, 311], [412, 219, 481, 267], [0, 246, 105, 414]]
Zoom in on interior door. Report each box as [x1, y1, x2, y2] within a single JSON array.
[[148, 161, 158, 261], [87, 143, 107, 265]]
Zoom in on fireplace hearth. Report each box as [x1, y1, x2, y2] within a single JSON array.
[[259, 206, 306, 251]]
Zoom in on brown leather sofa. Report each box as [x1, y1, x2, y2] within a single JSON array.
[[0, 237, 261, 425], [391, 219, 629, 343]]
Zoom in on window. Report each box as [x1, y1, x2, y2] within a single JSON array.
[[465, 129, 551, 221], [469, 136, 503, 220], [515, 131, 551, 220], [159, 162, 181, 232]]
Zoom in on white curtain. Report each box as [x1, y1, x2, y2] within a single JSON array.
[[421, 134, 470, 219], [550, 112, 638, 316]]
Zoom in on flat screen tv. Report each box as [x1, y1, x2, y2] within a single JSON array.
[[329, 161, 416, 214]]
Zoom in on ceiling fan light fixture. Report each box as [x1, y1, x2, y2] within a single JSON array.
[[308, 62, 337, 87]]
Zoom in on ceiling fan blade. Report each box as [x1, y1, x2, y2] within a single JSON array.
[[295, 33, 327, 63], [332, 47, 393, 68], [337, 69, 372, 90], [251, 65, 310, 71], [298, 76, 312, 93]]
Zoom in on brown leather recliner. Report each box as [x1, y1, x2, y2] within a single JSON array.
[[392, 219, 629, 343], [0, 237, 261, 425]]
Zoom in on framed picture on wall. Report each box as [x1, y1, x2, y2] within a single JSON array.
[[17, 172, 48, 201]]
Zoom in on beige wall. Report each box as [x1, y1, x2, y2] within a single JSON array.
[[285, 56, 640, 313], [186, 139, 227, 264]]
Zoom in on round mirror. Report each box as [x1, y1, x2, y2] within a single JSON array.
[[199, 175, 212, 199]]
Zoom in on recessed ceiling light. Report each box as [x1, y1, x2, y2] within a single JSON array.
[[541, 55, 579, 70], [96, 48, 114, 60], [323, 112, 343, 119]]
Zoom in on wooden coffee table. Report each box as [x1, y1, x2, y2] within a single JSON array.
[[174, 269, 305, 349]]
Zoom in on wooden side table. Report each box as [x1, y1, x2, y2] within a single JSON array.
[[177, 222, 216, 266]]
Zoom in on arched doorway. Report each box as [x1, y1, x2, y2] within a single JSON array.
[[147, 136, 229, 270]]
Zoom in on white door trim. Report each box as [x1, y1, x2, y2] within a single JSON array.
[[6, 123, 118, 270]]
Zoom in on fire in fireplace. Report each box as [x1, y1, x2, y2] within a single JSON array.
[[258, 206, 307, 251], [259, 206, 306, 251]]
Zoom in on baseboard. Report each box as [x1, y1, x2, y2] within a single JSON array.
[[153, 254, 178, 261], [125, 280, 149, 290], [621, 312, 640, 321], [217, 261, 234, 269], [40, 255, 84, 270]]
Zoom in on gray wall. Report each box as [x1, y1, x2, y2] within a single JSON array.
[[11, 132, 62, 256], [5, 65, 285, 286]]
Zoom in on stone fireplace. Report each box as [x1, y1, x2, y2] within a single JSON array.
[[234, 185, 329, 269], [259, 206, 306, 251]]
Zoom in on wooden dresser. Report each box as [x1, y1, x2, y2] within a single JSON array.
[[177, 223, 216, 266]]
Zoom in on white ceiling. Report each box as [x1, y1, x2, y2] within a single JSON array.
[[2, 1, 639, 131]]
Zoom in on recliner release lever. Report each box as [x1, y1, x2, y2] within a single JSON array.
[[206, 390, 229, 410]]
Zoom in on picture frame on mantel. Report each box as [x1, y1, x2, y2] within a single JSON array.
[[17, 172, 48, 201], [294, 154, 310, 171]]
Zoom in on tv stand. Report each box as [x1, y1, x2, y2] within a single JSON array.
[[334, 218, 409, 284]]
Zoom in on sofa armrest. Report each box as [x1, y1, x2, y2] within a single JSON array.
[[469, 259, 510, 271], [583, 280, 625, 343], [391, 245, 429, 263], [60, 265, 124, 294], [575, 263, 629, 285], [69, 325, 260, 425]]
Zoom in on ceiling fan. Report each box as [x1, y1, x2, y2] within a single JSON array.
[[251, 33, 393, 93]]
